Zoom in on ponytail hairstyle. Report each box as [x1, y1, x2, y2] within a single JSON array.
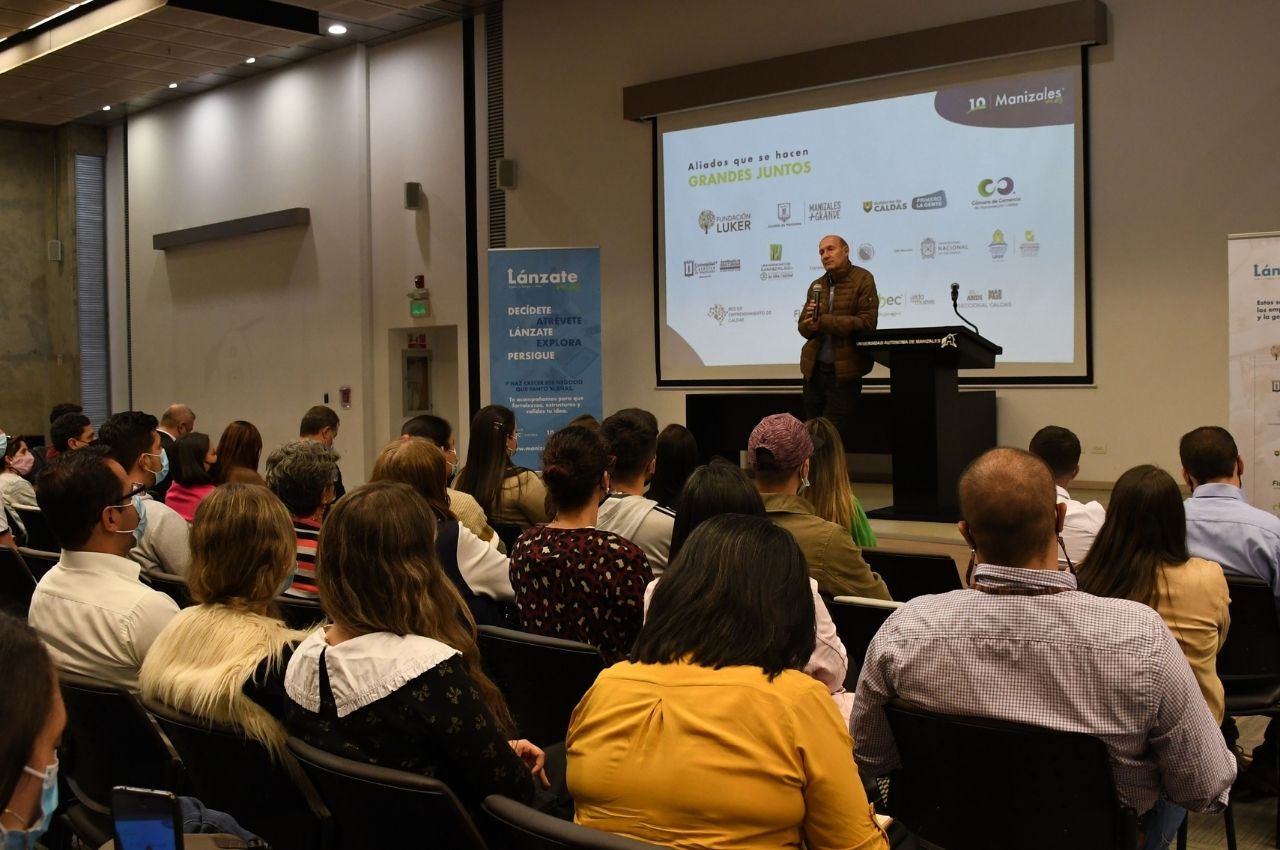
[[454, 405, 517, 517], [541, 425, 610, 511]]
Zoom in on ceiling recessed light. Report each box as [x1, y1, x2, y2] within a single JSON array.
[[327, 23, 348, 35], [245, 57, 256, 64], [102, 105, 111, 111]]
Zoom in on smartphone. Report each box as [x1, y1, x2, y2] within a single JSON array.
[[111, 786, 183, 850]]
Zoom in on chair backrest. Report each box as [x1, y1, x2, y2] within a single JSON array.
[[476, 625, 606, 744], [827, 596, 903, 688], [145, 567, 194, 608], [862, 548, 962, 601], [12, 506, 59, 552], [17, 546, 59, 580], [0, 546, 37, 617], [275, 595, 327, 630], [142, 696, 330, 850], [491, 522, 525, 552], [287, 737, 488, 850], [58, 672, 183, 813], [484, 795, 664, 850], [1218, 576, 1280, 681], [883, 699, 1137, 850]]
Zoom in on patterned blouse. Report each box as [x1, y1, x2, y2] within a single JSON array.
[[509, 526, 653, 664]]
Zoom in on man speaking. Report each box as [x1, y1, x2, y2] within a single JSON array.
[[798, 235, 878, 444]]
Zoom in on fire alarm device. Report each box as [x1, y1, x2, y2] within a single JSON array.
[[339, 386, 352, 409]]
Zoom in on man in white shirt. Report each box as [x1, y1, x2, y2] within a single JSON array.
[[596, 408, 675, 575], [98, 411, 192, 577], [28, 446, 180, 691], [1029, 425, 1106, 568]]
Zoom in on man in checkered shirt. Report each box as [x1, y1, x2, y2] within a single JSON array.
[[853, 447, 1235, 849]]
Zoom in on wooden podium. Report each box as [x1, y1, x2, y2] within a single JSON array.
[[855, 326, 1001, 522]]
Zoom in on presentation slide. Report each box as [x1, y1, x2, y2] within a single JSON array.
[[657, 63, 1085, 384]]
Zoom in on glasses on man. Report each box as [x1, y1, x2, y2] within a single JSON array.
[[113, 482, 150, 504]]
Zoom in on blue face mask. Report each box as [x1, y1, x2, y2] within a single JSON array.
[[1, 757, 59, 848], [145, 448, 169, 485], [110, 493, 148, 544]]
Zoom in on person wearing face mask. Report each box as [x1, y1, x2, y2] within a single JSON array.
[[0, 434, 39, 511], [140, 485, 313, 761], [749, 414, 890, 601], [28, 447, 180, 692], [0, 613, 65, 850], [400, 415, 502, 549], [263, 441, 340, 600], [508, 426, 652, 664], [97, 412, 192, 577]]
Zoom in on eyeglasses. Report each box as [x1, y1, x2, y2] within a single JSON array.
[[113, 482, 149, 505]]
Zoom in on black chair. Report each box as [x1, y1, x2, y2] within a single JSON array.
[[18, 546, 59, 580], [882, 699, 1138, 850], [275, 594, 327, 630], [12, 505, 59, 552], [484, 794, 665, 849], [58, 673, 184, 848], [828, 595, 902, 688], [492, 521, 525, 552], [288, 737, 488, 850], [143, 696, 331, 850], [0, 545, 37, 617], [862, 548, 962, 601], [477, 625, 606, 744], [145, 566, 194, 608]]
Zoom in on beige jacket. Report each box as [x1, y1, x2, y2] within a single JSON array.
[[1152, 557, 1230, 723], [763, 493, 891, 601]]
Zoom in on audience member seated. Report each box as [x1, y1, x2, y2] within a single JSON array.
[[597, 409, 675, 574], [567, 413, 600, 431], [1, 433, 38, 509], [140, 485, 313, 760], [214, 420, 265, 487], [568, 515, 888, 850], [370, 438, 515, 625], [456, 405, 549, 528], [649, 463, 852, 722], [401, 414, 500, 547], [803, 417, 877, 548], [284, 482, 550, 811], [50, 411, 94, 456], [509, 426, 651, 663], [854, 448, 1236, 850], [28, 447, 180, 691], [1029, 425, 1106, 567], [151, 403, 196, 501], [299, 405, 345, 499], [1180, 424, 1280, 796], [97, 411, 192, 577], [0, 492, 12, 552], [166, 432, 218, 522], [264, 440, 339, 600], [0, 613, 66, 848], [1077, 465, 1229, 723], [749, 414, 889, 600], [644, 423, 698, 512]]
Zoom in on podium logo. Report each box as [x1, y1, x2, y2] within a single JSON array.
[[978, 177, 1015, 197], [708, 304, 728, 325], [769, 244, 784, 261], [858, 243, 874, 262], [921, 238, 936, 259], [699, 210, 751, 234], [683, 261, 694, 276], [777, 203, 791, 223], [989, 229, 1009, 260], [1019, 229, 1040, 257], [863, 198, 908, 213], [698, 210, 715, 233], [911, 190, 948, 210]]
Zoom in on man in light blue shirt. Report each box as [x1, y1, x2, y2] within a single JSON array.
[[1181, 425, 1280, 797]]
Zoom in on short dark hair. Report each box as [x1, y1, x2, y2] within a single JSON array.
[[958, 447, 1057, 569], [669, 463, 764, 559], [97, 411, 159, 472], [1028, 426, 1081, 479], [541, 425, 609, 510], [401, 415, 452, 447], [50, 412, 91, 453], [172, 432, 214, 486], [0, 614, 54, 809], [299, 405, 339, 437], [600, 408, 658, 479], [48, 402, 82, 425], [635, 514, 815, 679], [1179, 426, 1238, 484], [35, 445, 121, 550]]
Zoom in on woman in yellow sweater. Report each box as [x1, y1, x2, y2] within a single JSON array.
[[566, 513, 889, 850], [1076, 464, 1230, 722]]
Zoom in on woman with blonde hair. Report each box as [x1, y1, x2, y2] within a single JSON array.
[[140, 484, 312, 760], [370, 437, 515, 626], [802, 417, 877, 548], [284, 482, 549, 810]]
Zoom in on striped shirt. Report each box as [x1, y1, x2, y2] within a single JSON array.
[[284, 516, 322, 599], [852, 564, 1235, 816]]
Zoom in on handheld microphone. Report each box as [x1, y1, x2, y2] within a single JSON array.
[[950, 282, 980, 336], [807, 280, 823, 321]]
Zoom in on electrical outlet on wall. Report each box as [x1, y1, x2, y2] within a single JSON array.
[[1090, 444, 1107, 455]]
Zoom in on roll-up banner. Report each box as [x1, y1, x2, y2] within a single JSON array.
[[1228, 231, 1280, 515], [487, 247, 603, 470]]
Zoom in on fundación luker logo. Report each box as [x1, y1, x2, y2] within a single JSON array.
[[698, 209, 751, 234]]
